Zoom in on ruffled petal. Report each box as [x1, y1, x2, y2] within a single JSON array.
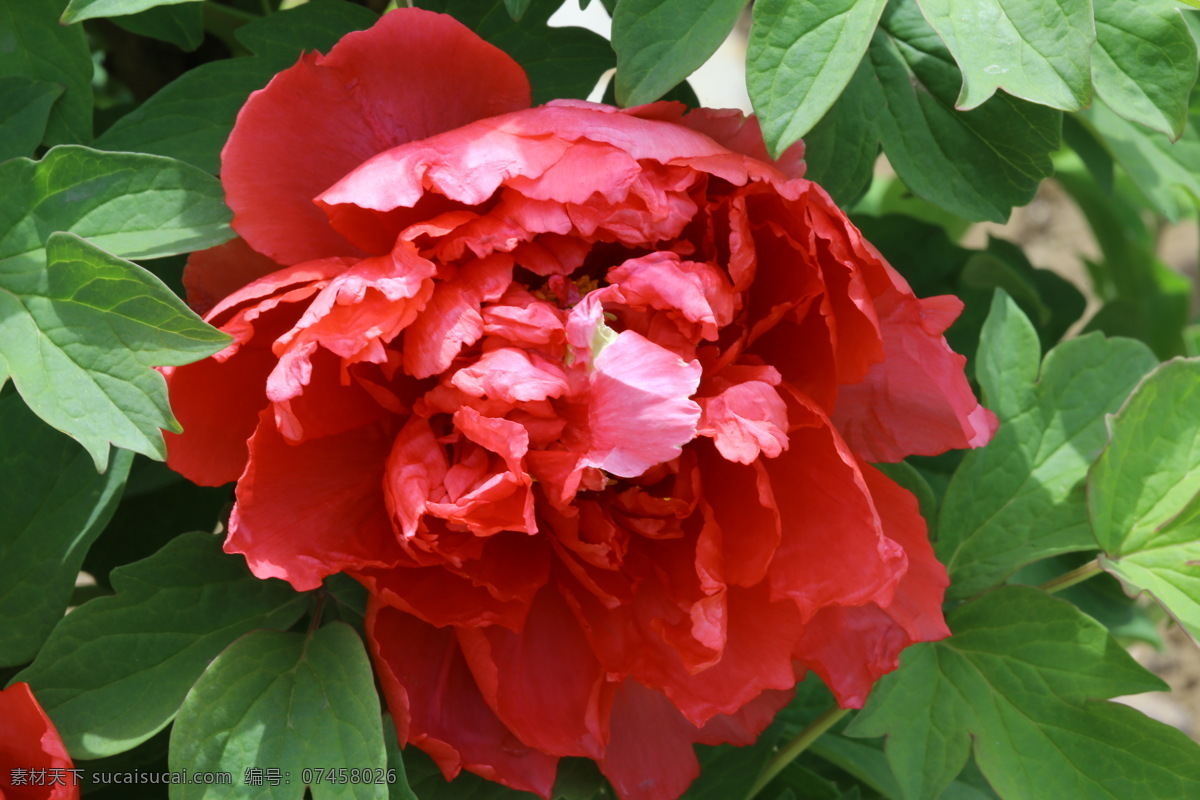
[[222, 8, 531, 265]]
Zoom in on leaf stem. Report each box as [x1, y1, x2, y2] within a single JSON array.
[[1038, 557, 1103, 594], [307, 591, 328, 635], [745, 705, 851, 800]]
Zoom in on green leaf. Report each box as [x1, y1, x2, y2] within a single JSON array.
[[0, 0, 93, 145], [82, 456, 229, 589], [799, 57, 879, 206], [93, 60, 280, 173], [95, 0, 379, 172], [421, 0, 614, 105], [234, 0, 380, 64], [171, 624, 387, 800], [0, 77, 63, 162], [1089, 358, 1200, 641], [61, 0, 200, 23], [0, 393, 132, 666], [1091, 0, 1197, 139], [0, 146, 233, 273], [613, 0, 746, 107], [747, 0, 886, 156], [1077, 100, 1200, 221], [820, 0, 1060, 223], [847, 586, 1199, 800], [937, 292, 1156, 599], [913, 0, 1094, 111], [503, 0, 531, 21], [0, 232, 231, 468], [112, 2, 204, 51], [15, 532, 307, 757]]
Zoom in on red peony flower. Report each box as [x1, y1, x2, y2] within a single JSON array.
[[0, 683, 79, 800], [164, 9, 996, 800]]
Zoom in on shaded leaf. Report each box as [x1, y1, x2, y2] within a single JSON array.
[[0, 77, 63, 163], [0, 0, 93, 144], [111, 2, 204, 51], [15, 532, 307, 758], [0, 393, 131, 666], [61, 0, 200, 24]]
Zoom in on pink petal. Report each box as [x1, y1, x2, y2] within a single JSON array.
[[182, 237, 282, 316], [451, 347, 570, 404], [697, 379, 789, 463]]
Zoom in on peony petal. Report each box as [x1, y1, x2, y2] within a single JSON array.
[[696, 446, 780, 588], [606, 252, 736, 341], [227, 413, 401, 590], [367, 605, 558, 797], [182, 237, 283, 316], [458, 588, 608, 760], [832, 289, 998, 462], [0, 683, 78, 800], [383, 416, 448, 538], [222, 8, 531, 265], [451, 347, 570, 404], [794, 464, 950, 708], [599, 680, 702, 800], [697, 379, 789, 463], [404, 255, 513, 378], [358, 532, 549, 631], [762, 394, 906, 618], [585, 330, 702, 478]]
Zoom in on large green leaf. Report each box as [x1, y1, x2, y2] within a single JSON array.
[[0, 147, 232, 465], [61, 0, 199, 23], [810, 0, 1060, 222], [1091, 0, 1197, 139], [613, 0, 746, 107], [0, 0, 93, 145], [937, 293, 1156, 598], [0, 77, 63, 163], [0, 233, 230, 469], [94, 0, 380, 173], [747, 0, 886, 156], [1089, 358, 1200, 641], [15, 532, 307, 758], [914, 0, 1094, 111], [847, 586, 1200, 800], [0, 394, 132, 666], [170, 624, 387, 800], [0, 147, 232, 273]]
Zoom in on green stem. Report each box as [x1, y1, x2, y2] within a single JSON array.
[[1039, 557, 1103, 594], [307, 592, 328, 635], [745, 705, 851, 800]]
